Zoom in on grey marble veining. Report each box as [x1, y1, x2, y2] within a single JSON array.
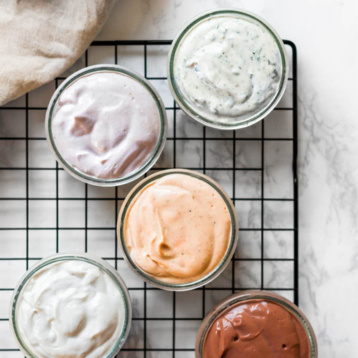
[[0, 1, 356, 357], [99, 1, 358, 356]]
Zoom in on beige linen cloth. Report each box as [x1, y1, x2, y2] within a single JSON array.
[[0, 0, 116, 106]]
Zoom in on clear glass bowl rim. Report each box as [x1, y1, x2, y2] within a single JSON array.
[[195, 290, 318, 358], [9, 253, 132, 358], [167, 8, 289, 130], [117, 168, 239, 291], [45, 64, 168, 187]]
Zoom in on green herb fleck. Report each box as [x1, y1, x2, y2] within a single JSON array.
[[271, 69, 278, 79]]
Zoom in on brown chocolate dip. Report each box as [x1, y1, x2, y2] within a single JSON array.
[[203, 299, 310, 358]]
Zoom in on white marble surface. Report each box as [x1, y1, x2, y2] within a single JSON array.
[[0, 1, 356, 357], [97, 0, 358, 357]]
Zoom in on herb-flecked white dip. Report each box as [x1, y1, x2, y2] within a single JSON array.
[[173, 15, 283, 123]]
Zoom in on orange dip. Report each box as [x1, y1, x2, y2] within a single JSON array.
[[123, 173, 232, 284]]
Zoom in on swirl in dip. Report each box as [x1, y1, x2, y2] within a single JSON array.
[[203, 299, 310, 358], [51, 71, 161, 180], [15, 260, 127, 358], [172, 12, 283, 124], [123, 173, 232, 284]]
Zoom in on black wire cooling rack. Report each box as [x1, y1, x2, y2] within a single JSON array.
[[0, 40, 298, 357]]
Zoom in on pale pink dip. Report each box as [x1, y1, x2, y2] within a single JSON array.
[[51, 71, 161, 179]]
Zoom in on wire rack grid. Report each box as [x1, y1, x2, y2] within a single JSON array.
[[0, 40, 297, 357]]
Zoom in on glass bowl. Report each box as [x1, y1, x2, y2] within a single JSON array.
[[196, 290, 318, 357], [117, 169, 239, 291], [9, 253, 132, 358], [45, 64, 167, 186], [168, 9, 289, 130]]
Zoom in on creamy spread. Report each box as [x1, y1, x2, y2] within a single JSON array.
[[173, 14, 282, 123], [16, 260, 126, 358], [123, 173, 232, 284], [51, 71, 161, 179], [203, 299, 310, 358]]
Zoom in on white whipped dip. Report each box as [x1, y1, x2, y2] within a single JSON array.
[[173, 15, 283, 123], [16, 260, 126, 358], [51, 71, 161, 179]]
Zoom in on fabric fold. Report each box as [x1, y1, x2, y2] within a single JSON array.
[[0, 0, 117, 106]]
